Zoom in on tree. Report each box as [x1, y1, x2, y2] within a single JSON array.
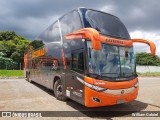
[[136, 52, 160, 66], [0, 31, 17, 41], [0, 40, 16, 58], [0, 31, 31, 69], [0, 52, 17, 69]]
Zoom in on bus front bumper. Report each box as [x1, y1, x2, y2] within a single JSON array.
[[84, 86, 138, 107]]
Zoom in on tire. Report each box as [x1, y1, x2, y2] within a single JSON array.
[[26, 72, 29, 81], [26, 72, 32, 83], [28, 77, 32, 83], [54, 79, 67, 101]]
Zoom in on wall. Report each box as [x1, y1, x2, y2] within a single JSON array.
[[136, 66, 160, 73]]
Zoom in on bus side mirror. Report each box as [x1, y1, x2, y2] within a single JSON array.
[[91, 36, 101, 50], [132, 39, 156, 56], [65, 28, 101, 50]]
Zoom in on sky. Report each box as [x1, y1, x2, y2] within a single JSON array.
[[0, 0, 160, 55]]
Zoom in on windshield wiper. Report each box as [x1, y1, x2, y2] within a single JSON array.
[[100, 73, 119, 77], [121, 72, 136, 77]]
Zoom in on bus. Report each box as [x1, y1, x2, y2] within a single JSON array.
[[24, 7, 156, 107]]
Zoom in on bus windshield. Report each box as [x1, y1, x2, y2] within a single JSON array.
[[87, 41, 136, 80], [85, 10, 130, 40]]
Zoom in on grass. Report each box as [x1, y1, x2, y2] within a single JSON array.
[[137, 72, 160, 77], [0, 70, 24, 77]]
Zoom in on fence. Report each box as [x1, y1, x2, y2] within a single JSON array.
[[0, 63, 23, 70]]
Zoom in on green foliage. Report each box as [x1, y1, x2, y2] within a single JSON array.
[[0, 52, 6, 57], [0, 31, 31, 69], [0, 31, 17, 41], [0, 40, 16, 58], [0, 52, 18, 69], [136, 52, 160, 66], [11, 43, 27, 63]]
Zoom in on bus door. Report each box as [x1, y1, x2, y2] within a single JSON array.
[[65, 49, 85, 105]]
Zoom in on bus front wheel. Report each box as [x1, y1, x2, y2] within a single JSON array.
[[54, 80, 67, 101]]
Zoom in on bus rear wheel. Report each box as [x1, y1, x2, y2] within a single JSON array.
[[54, 80, 67, 101], [26, 72, 29, 81], [26, 72, 32, 83]]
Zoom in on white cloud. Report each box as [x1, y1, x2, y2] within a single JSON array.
[[23, 15, 59, 38], [100, 5, 116, 14], [130, 8, 146, 19], [130, 30, 160, 56]]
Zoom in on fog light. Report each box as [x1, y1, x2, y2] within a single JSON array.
[[92, 97, 101, 103]]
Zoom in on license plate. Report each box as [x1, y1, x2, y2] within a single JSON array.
[[116, 99, 125, 104]]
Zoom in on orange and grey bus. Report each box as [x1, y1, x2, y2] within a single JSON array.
[[24, 7, 156, 107]]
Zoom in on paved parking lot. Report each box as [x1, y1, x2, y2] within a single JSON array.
[[0, 77, 160, 119]]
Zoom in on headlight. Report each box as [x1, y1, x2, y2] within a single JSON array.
[[85, 82, 107, 92], [76, 76, 107, 92]]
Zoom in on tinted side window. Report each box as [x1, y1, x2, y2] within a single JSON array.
[[72, 51, 84, 73], [60, 10, 82, 38], [41, 62, 53, 70], [37, 21, 61, 43], [45, 43, 63, 70]]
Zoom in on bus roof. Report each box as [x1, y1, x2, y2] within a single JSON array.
[[36, 7, 130, 42], [58, 7, 120, 21]]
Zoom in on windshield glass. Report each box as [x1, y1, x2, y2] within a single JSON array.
[[87, 41, 136, 80], [85, 10, 130, 40]]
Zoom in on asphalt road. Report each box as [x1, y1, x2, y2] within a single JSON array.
[[0, 77, 160, 119]]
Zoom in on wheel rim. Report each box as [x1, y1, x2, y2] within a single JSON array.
[[56, 84, 63, 96]]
